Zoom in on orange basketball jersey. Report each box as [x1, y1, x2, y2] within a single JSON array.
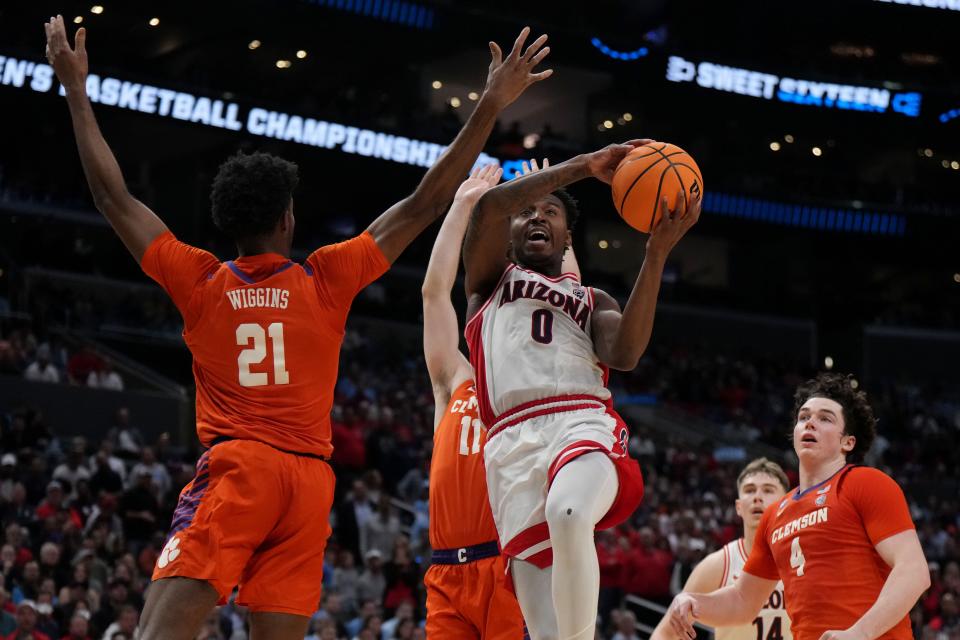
[[141, 230, 389, 457], [744, 465, 915, 640], [429, 380, 499, 550]]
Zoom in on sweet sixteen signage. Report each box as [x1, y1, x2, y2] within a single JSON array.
[[0, 53, 498, 169], [666, 55, 922, 118]]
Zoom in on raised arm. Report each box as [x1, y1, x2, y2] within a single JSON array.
[[422, 165, 502, 418], [591, 189, 700, 370], [367, 28, 551, 263], [462, 142, 647, 299], [45, 16, 168, 263]]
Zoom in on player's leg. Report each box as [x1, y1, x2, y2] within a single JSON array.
[[425, 565, 482, 639], [480, 558, 526, 640], [510, 561, 558, 640], [544, 451, 618, 640], [138, 577, 220, 640], [248, 612, 310, 639]]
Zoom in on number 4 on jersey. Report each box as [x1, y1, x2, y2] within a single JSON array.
[[790, 536, 806, 577], [236, 322, 290, 387]]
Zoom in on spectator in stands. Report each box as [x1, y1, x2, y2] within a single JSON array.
[[360, 495, 400, 561], [337, 480, 375, 560], [66, 348, 102, 387], [107, 410, 141, 461], [356, 551, 386, 606], [345, 601, 380, 639], [3, 600, 49, 640], [32, 600, 57, 640], [380, 599, 414, 639], [35, 483, 82, 532], [117, 470, 157, 548], [98, 605, 136, 640], [36, 544, 68, 589], [0, 588, 14, 636], [610, 609, 641, 640], [128, 448, 169, 502], [23, 346, 58, 385], [51, 441, 90, 498], [0, 456, 16, 504], [332, 550, 360, 613], [88, 446, 124, 495], [60, 613, 91, 640], [86, 361, 122, 392]]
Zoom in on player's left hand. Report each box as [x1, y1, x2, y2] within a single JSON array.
[[453, 164, 503, 203], [44, 15, 88, 92], [482, 27, 552, 110], [818, 629, 870, 640], [645, 188, 701, 258]]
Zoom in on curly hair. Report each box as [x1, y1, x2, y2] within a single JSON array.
[[210, 152, 299, 241], [552, 188, 580, 231], [792, 373, 877, 464]]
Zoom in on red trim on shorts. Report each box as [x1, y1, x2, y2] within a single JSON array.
[[488, 401, 607, 440], [525, 547, 554, 569], [502, 521, 551, 567], [547, 439, 610, 486]]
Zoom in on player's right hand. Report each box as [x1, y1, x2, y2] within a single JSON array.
[[584, 139, 654, 184], [44, 15, 88, 93], [482, 27, 552, 110], [665, 593, 701, 640]]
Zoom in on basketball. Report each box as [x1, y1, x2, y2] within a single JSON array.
[[611, 142, 704, 233]]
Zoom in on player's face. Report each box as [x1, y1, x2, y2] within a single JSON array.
[[735, 472, 786, 529], [510, 195, 572, 269], [793, 396, 855, 463]]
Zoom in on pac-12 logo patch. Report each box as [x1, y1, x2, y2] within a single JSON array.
[[157, 536, 182, 569], [572, 285, 585, 300], [816, 494, 827, 506]]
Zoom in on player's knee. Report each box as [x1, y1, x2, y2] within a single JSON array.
[[545, 498, 592, 536]]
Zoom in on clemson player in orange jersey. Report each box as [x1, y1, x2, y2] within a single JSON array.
[[422, 161, 568, 638], [45, 15, 552, 640], [665, 374, 930, 640]]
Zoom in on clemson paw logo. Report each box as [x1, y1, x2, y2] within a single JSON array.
[[157, 536, 181, 569]]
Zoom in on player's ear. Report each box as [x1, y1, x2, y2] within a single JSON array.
[[734, 497, 744, 519], [841, 433, 856, 455]]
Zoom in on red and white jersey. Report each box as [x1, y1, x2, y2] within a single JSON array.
[[716, 538, 792, 640], [465, 263, 611, 430]]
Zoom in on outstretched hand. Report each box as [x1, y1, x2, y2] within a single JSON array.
[[585, 139, 655, 184], [44, 15, 88, 92], [483, 27, 553, 110], [454, 164, 503, 203]]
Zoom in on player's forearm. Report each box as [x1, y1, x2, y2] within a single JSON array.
[[409, 97, 500, 212], [848, 559, 930, 639], [691, 586, 763, 627], [421, 196, 477, 297], [602, 252, 666, 370], [64, 86, 134, 213], [463, 155, 590, 259]]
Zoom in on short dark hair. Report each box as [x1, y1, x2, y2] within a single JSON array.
[[552, 188, 580, 230], [210, 152, 299, 241], [793, 373, 877, 464]]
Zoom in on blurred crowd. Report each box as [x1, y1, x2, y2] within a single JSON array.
[[1, 328, 959, 640]]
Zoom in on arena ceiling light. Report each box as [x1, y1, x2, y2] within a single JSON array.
[[149, 17, 160, 27]]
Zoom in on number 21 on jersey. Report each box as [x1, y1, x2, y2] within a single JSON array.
[[236, 322, 289, 387]]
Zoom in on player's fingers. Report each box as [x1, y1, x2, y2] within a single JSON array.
[[492, 167, 503, 183], [488, 42, 502, 69], [521, 161, 531, 175], [675, 188, 687, 219], [508, 26, 531, 59], [659, 195, 670, 224], [528, 46, 550, 68], [542, 157, 550, 169], [522, 33, 548, 63], [528, 69, 553, 82], [75, 27, 87, 56]]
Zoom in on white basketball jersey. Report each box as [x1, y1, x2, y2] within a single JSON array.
[[465, 264, 611, 427], [716, 539, 792, 640]]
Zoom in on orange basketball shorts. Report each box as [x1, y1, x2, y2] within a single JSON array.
[[424, 555, 525, 639], [152, 439, 334, 616]]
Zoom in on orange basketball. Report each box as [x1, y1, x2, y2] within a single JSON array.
[[611, 142, 703, 233]]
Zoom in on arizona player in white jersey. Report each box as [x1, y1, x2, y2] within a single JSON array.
[[461, 142, 701, 640], [651, 458, 793, 640]]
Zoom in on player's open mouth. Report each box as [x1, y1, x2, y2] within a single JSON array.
[[751, 508, 765, 516], [801, 434, 817, 444], [526, 228, 551, 248]]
